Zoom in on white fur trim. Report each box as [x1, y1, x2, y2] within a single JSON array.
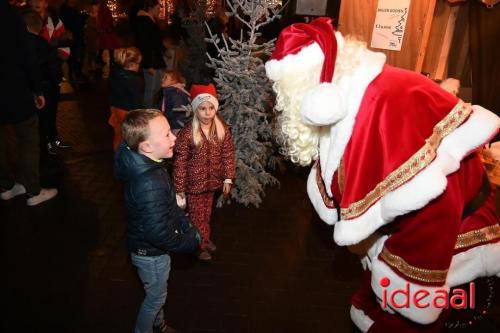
[[265, 43, 324, 82], [335, 31, 345, 49], [333, 107, 500, 246], [350, 305, 374, 332], [360, 235, 389, 272], [317, 48, 386, 200], [448, 241, 500, 287], [307, 166, 338, 224], [369, 237, 448, 325], [300, 83, 346, 125], [438, 105, 499, 161], [191, 93, 219, 112]]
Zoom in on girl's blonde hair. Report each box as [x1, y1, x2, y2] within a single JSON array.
[[115, 47, 142, 68], [192, 113, 226, 148]]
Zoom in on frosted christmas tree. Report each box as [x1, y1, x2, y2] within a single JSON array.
[[206, 0, 286, 207]]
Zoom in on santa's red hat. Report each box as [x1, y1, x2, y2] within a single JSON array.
[[265, 17, 347, 125], [190, 83, 219, 112], [269, 17, 337, 83]]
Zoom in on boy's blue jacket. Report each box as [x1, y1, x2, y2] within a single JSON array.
[[114, 142, 199, 255]]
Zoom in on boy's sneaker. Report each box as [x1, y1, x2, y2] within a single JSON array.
[[0, 183, 26, 200], [26, 188, 58, 206], [47, 142, 58, 155], [52, 140, 72, 149], [154, 320, 179, 333], [203, 240, 217, 253], [197, 250, 212, 261]]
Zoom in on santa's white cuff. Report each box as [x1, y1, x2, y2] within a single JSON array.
[[307, 166, 338, 224], [368, 237, 447, 325]]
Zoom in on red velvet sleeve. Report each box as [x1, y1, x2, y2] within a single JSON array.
[[221, 127, 236, 180], [380, 153, 484, 287], [173, 126, 191, 193]]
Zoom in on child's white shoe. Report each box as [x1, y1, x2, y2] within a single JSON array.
[[26, 188, 58, 206], [0, 183, 26, 200]]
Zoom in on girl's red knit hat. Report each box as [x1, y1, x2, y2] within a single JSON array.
[[190, 83, 219, 111]]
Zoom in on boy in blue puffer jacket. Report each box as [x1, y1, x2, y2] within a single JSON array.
[[114, 109, 199, 333]]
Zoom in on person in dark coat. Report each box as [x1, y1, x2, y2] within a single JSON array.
[[60, 0, 88, 86], [96, 0, 120, 66], [24, 10, 64, 158], [114, 109, 199, 333], [108, 47, 143, 151], [133, 0, 165, 108], [29, 0, 73, 154], [0, 1, 58, 206], [108, 48, 143, 111]]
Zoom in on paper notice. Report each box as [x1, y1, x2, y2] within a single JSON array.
[[370, 0, 411, 51]]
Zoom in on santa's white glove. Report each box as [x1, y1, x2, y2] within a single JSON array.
[[360, 256, 372, 271], [360, 236, 387, 271], [375, 296, 396, 314], [176, 193, 186, 209]]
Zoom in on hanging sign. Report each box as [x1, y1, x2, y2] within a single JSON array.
[[295, 0, 328, 16], [370, 0, 411, 51]]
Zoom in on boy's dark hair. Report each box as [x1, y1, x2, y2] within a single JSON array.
[[23, 10, 43, 34], [143, 0, 159, 11], [122, 109, 162, 151]]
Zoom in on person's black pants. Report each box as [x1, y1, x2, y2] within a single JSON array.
[[68, 45, 85, 81], [0, 115, 41, 195], [39, 84, 60, 145]]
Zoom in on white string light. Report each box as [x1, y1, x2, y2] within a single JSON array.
[[106, 0, 126, 21]]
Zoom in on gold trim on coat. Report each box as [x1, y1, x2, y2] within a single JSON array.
[[341, 101, 471, 220], [315, 161, 336, 209], [380, 247, 448, 284], [455, 224, 500, 250]]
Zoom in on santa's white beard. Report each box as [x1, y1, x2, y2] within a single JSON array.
[[271, 38, 367, 166], [273, 69, 322, 166]]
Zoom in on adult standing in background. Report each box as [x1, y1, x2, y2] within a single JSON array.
[[28, 0, 72, 154], [97, 0, 120, 68], [133, 0, 166, 108], [0, 0, 58, 206], [60, 0, 88, 87]]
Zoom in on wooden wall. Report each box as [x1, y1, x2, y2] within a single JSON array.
[[338, 0, 437, 71], [446, 3, 471, 85]]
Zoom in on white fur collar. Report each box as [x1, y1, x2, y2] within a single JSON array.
[[318, 49, 386, 197]]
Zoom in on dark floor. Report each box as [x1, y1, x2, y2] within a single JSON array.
[[1, 79, 499, 333]]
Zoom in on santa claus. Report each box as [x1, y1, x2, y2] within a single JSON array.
[[265, 17, 500, 332]]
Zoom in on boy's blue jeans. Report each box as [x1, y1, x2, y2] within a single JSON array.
[[131, 253, 171, 333]]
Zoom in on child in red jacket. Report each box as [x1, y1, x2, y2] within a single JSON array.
[[173, 83, 236, 261]]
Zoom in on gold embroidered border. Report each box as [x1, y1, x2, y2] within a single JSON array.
[[338, 158, 345, 195], [341, 101, 471, 220], [314, 160, 336, 209], [380, 247, 448, 284], [455, 225, 500, 250]]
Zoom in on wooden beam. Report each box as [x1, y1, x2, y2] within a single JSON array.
[[415, 0, 437, 73], [434, 5, 459, 79]]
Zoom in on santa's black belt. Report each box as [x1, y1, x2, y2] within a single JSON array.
[[462, 173, 491, 220]]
